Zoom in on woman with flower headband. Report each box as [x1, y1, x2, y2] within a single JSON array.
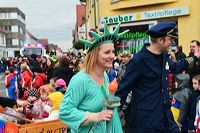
[[59, 23, 128, 133]]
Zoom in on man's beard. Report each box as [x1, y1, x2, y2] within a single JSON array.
[[189, 52, 194, 57]]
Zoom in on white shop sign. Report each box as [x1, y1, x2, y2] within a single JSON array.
[[104, 6, 189, 24]]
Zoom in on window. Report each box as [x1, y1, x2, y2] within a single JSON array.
[[10, 12, 18, 19], [0, 35, 4, 44], [11, 25, 18, 32], [110, 21, 157, 54], [12, 39, 19, 46], [19, 27, 23, 34], [0, 13, 3, 18], [6, 39, 12, 45], [9, 26, 11, 31], [19, 40, 24, 46], [7, 13, 11, 18], [0, 13, 12, 19], [4, 13, 8, 19], [5, 26, 7, 31], [5, 26, 12, 32]]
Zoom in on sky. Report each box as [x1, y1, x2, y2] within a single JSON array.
[[1, 0, 80, 51]]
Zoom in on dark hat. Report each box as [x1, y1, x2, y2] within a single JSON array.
[[28, 89, 38, 97], [146, 21, 178, 38], [33, 67, 43, 73]]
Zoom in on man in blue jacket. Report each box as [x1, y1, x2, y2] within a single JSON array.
[[115, 21, 199, 133]]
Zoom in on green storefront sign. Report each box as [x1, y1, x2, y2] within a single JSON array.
[[122, 32, 149, 39]]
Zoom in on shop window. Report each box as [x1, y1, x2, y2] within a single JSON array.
[[113, 24, 149, 55]]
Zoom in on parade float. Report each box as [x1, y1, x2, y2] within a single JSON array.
[[0, 106, 67, 133]]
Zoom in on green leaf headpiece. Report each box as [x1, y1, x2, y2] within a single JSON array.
[[79, 22, 129, 52]]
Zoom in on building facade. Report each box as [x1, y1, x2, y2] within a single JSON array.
[[82, 0, 200, 55], [72, 4, 86, 49], [0, 7, 26, 57], [73, 5, 86, 41], [0, 29, 6, 58]]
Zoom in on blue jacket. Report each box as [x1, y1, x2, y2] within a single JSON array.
[[116, 46, 190, 133]]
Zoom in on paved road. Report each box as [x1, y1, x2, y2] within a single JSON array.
[[0, 73, 6, 97]]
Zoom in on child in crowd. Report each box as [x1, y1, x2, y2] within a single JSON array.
[[54, 79, 66, 94], [39, 84, 55, 112], [19, 64, 33, 100], [18, 88, 49, 119], [193, 75, 200, 133], [32, 67, 47, 90], [49, 77, 57, 88], [73, 59, 84, 73], [20, 64, 33, 90], [35, 84, 64, 122], [171, 73, 192, 132], [5, 66, 17, 99]]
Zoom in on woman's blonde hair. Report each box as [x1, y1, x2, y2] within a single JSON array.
[[20, 63, 27, 72], [83, 46, 100, 74]]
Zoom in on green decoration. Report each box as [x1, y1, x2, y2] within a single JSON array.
[[79, 22, 129, 52]]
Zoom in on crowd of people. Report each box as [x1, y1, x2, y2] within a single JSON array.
[[0, 21, 200, 133], [0, 52, 84, 122]]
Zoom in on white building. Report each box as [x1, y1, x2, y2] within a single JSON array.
[[0, 7, 26, 57], [0, 29, 6, 58]]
